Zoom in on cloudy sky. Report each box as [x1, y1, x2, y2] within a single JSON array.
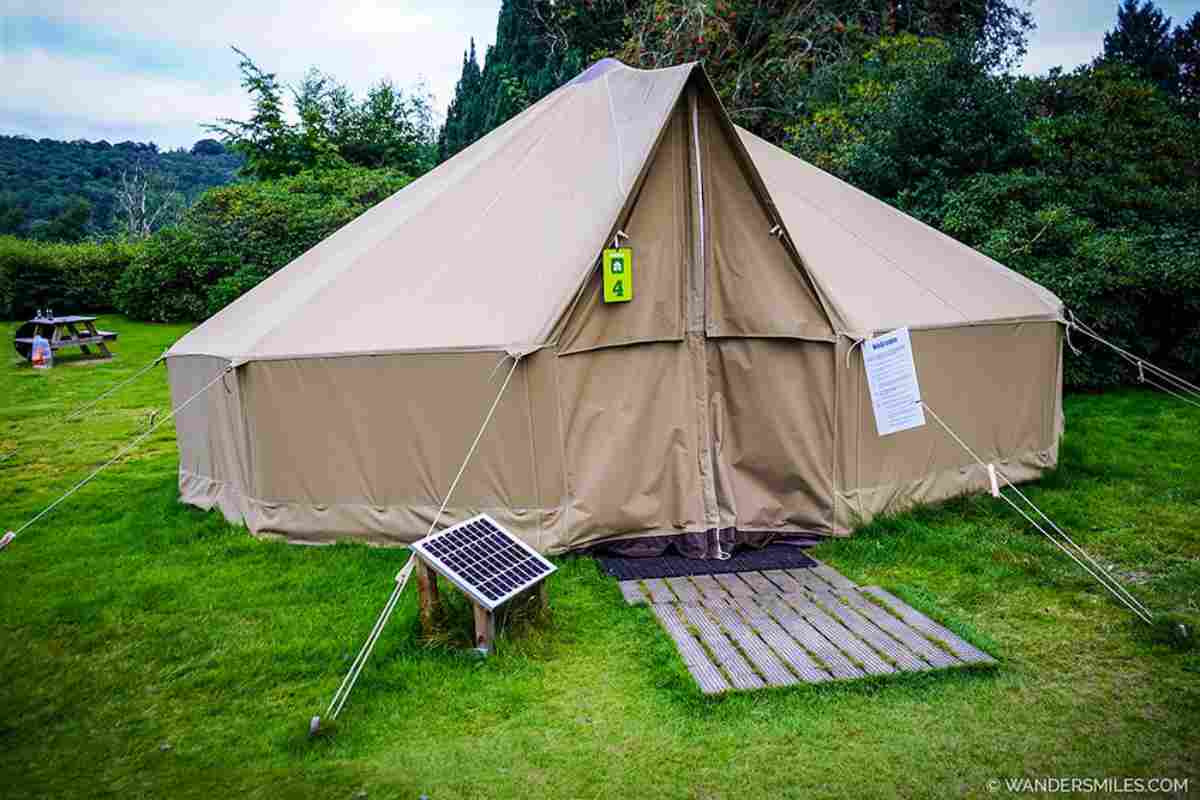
[[1, 0, 1197, 150]]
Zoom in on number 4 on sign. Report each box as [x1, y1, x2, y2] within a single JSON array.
[[603, 247, 633, 304]]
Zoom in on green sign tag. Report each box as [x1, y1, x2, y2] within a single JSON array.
[[602, 247, 633, 303]]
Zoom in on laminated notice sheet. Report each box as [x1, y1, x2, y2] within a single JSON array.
[[863, 327, 926, 436]]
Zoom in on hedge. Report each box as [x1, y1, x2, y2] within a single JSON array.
[[0, 235, 137, 320], [113, 167, 412, 322]]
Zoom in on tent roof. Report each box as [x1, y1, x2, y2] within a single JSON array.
[[169, 61, 694, 361], [738, 129, 1062, 335], [168, 60, 1062, 362]]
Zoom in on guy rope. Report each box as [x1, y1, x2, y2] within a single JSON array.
[[310, 353, 524, 734], [921, 401, 1154, 626], [0, 352, 167, 464], [2, 363, 231, 552], [1065, 311, 1200, 409]]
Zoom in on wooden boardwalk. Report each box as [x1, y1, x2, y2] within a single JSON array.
[[618, 560, 995, 694]]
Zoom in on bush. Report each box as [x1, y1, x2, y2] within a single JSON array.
[[943, 177, 1200, 386], [789, 43, 1200, 389], [113, 227, 234, 322], [114, 167, 411, 322], [0, 235, 137, 319]]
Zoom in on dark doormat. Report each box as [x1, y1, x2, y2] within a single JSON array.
[[596, 544, 817, 580]]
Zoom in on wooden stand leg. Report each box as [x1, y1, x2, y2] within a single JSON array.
[[84, 321, 112, 358], [536, 580, 549, 614], [416, 559, 440, 636], [473, 602, 495, 656], [68, 323, 91, 355]]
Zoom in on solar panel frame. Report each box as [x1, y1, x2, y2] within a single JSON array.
[[411, 513, 556, 611]]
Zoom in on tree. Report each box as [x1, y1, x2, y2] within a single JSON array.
[[335, 79, 436, 173], [1174, 11, 1200, 112], [208, 49, 435, 179], [191, 139, 226, 156], [0, 193, 25, 236], [1101, 0, 1178, 93], [438, 39, 485, 161], [787, 36, 1030, 219], [115, 160, 185, 239], [32, 196, 93, 243], [436, 0, 1035, 161], [208, 48, 303, 179], [0, 134, 240, 239], [942, 64, 1200, 386]]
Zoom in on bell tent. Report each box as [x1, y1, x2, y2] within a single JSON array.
[[166, 59, 1064, 557]]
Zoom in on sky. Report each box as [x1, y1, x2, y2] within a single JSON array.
[[1, 0, 1198, 151]]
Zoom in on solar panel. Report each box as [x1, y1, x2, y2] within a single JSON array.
[[411, 514, 556, 611]]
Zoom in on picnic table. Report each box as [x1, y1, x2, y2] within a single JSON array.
[[13, 315, 118, 362]]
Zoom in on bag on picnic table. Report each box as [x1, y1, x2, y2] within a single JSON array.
[[31, 333, 52, 369]]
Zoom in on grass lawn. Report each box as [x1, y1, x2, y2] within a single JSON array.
[[1, 316, 1197, 799]]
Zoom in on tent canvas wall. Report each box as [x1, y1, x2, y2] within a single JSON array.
[[166, 60, 1064, 556]]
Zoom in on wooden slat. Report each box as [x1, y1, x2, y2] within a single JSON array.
[[732, 597, 832, 683], [737, 571, 779, 595], [707, 603, 797, 687], [651, 603, 730, 694], [778, 591, 822, 616], [808, 559, 858, 589], [808, 591, 930, 672], [698, 595, 731, 610], [680, 605, 764, 690], [689, 574, 728, 601], [762, 596, 865, 680], [30, 315, 96, 324], [780, 595, 896, 676], [713, 572, 756, 597], [618, 580, 646, 605], [862, 587, 996, 665], [14, 336, 110, 347], [760, 569, 805, 594], [785, 568, 830, 593], [664, 576, 701, 603], [643, 578, 675, 604], [53, 334, 116, 348], [838, 590, 962, 668]]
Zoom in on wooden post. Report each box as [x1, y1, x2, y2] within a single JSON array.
[[473, 602, 495, 656], [85, 319, 112, 358], [415, 558, 440, 636], [67, 322, 91, 355], [536, 580, 549, 615]]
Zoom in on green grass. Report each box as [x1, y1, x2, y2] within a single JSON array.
[[1, 317, 1197, 799]]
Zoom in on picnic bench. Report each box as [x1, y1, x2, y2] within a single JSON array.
[[13, 315, 118, 362]]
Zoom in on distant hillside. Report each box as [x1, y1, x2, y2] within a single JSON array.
[[0, 135, 242, 241]]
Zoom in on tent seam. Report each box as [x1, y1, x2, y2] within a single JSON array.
[[604, 71, 626, 195]]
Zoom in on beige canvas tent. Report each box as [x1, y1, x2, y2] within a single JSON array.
[[166, 59, 1065, 556]]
